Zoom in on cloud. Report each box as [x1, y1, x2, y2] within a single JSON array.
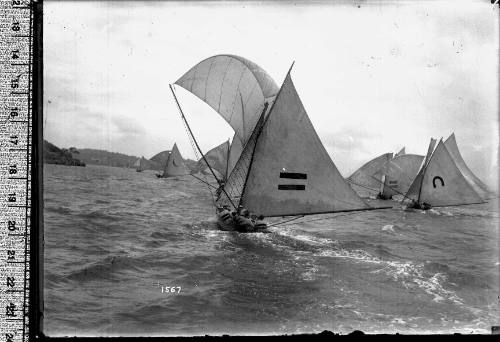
[[111, 116, 146, 136]]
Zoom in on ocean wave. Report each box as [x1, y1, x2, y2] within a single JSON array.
[[317, 247, 463, 305], [66, 255, 150, 282]]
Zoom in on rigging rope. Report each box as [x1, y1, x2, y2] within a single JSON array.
[[268, 209, 379, 228], [174, 88, 219, 209]]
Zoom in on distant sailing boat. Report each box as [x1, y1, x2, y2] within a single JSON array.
[[347, 147, 411, 199], [157, 143, 188, 178], [134, 156, 147, 172], [374, 153, 424, 200], [170, 55, 389, 232], [403, 133, 489, 209]]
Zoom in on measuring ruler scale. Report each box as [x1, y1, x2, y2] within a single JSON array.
[[0, 0, 36, 341]]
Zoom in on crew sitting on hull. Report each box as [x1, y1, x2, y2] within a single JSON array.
[[408, 200, 431, 210], [376, 192, 392, 200], [254, 215, 267, 230], [216, 205, 267, 233], [234, 209, 254, 232]]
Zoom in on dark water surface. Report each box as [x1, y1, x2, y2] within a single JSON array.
[[43, 164, 499, 336]]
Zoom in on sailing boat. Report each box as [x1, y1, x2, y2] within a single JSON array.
[[374, 153, 425, 200], [347, 147, 408, 199], [157, 143, 189, 178], [170, 55, 389, 232], [134, 156, 147, 172], [403, 133, 489, 209]]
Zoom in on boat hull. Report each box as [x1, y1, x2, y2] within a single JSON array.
[[216, 210, 268, 233]]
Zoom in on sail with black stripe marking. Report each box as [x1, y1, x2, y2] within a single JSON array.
[[376, 154, 424, 198], [234, 72, 371, 217]]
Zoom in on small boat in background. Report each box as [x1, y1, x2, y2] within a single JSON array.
[[156, 143, 189, 178], [133, 156, 148, 172]]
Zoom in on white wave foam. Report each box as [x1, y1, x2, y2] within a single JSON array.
[[318, 247, 464, 305], [272, 227, 338, 246], [382, 224, 395, 232]]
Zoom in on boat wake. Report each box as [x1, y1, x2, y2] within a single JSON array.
[[251, 226, 466, 306]]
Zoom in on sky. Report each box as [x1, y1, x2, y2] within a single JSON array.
[[44, 0, 499, 189]]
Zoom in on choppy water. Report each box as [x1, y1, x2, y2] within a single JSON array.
[[43, 164, 499, 336]]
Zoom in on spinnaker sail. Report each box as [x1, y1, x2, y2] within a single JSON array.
[[175, 55, 279, 146]]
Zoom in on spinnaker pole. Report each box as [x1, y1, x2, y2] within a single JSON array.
[[169, 84, 237, 210]]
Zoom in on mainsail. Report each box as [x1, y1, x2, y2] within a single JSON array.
[[196, 140, 230, 179], [218, 71, 372, 217], [444, 133, 490, 200], [175, 55, 279, 145], [162, 143, 188, 177], [404, 138, 485, 207]]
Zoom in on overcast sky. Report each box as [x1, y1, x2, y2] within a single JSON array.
[[44, 0, 499, 189]]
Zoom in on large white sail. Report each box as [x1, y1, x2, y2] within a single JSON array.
[[196, 140, 230, 179], [444, 133, 490, 199], [417, 140, 484, 206], [348, 153, 394, 195], [163, 143, 188, 177], [175, 55, 279, 145], [239, 73, 371, 217], [378, 154, 424, 198]]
